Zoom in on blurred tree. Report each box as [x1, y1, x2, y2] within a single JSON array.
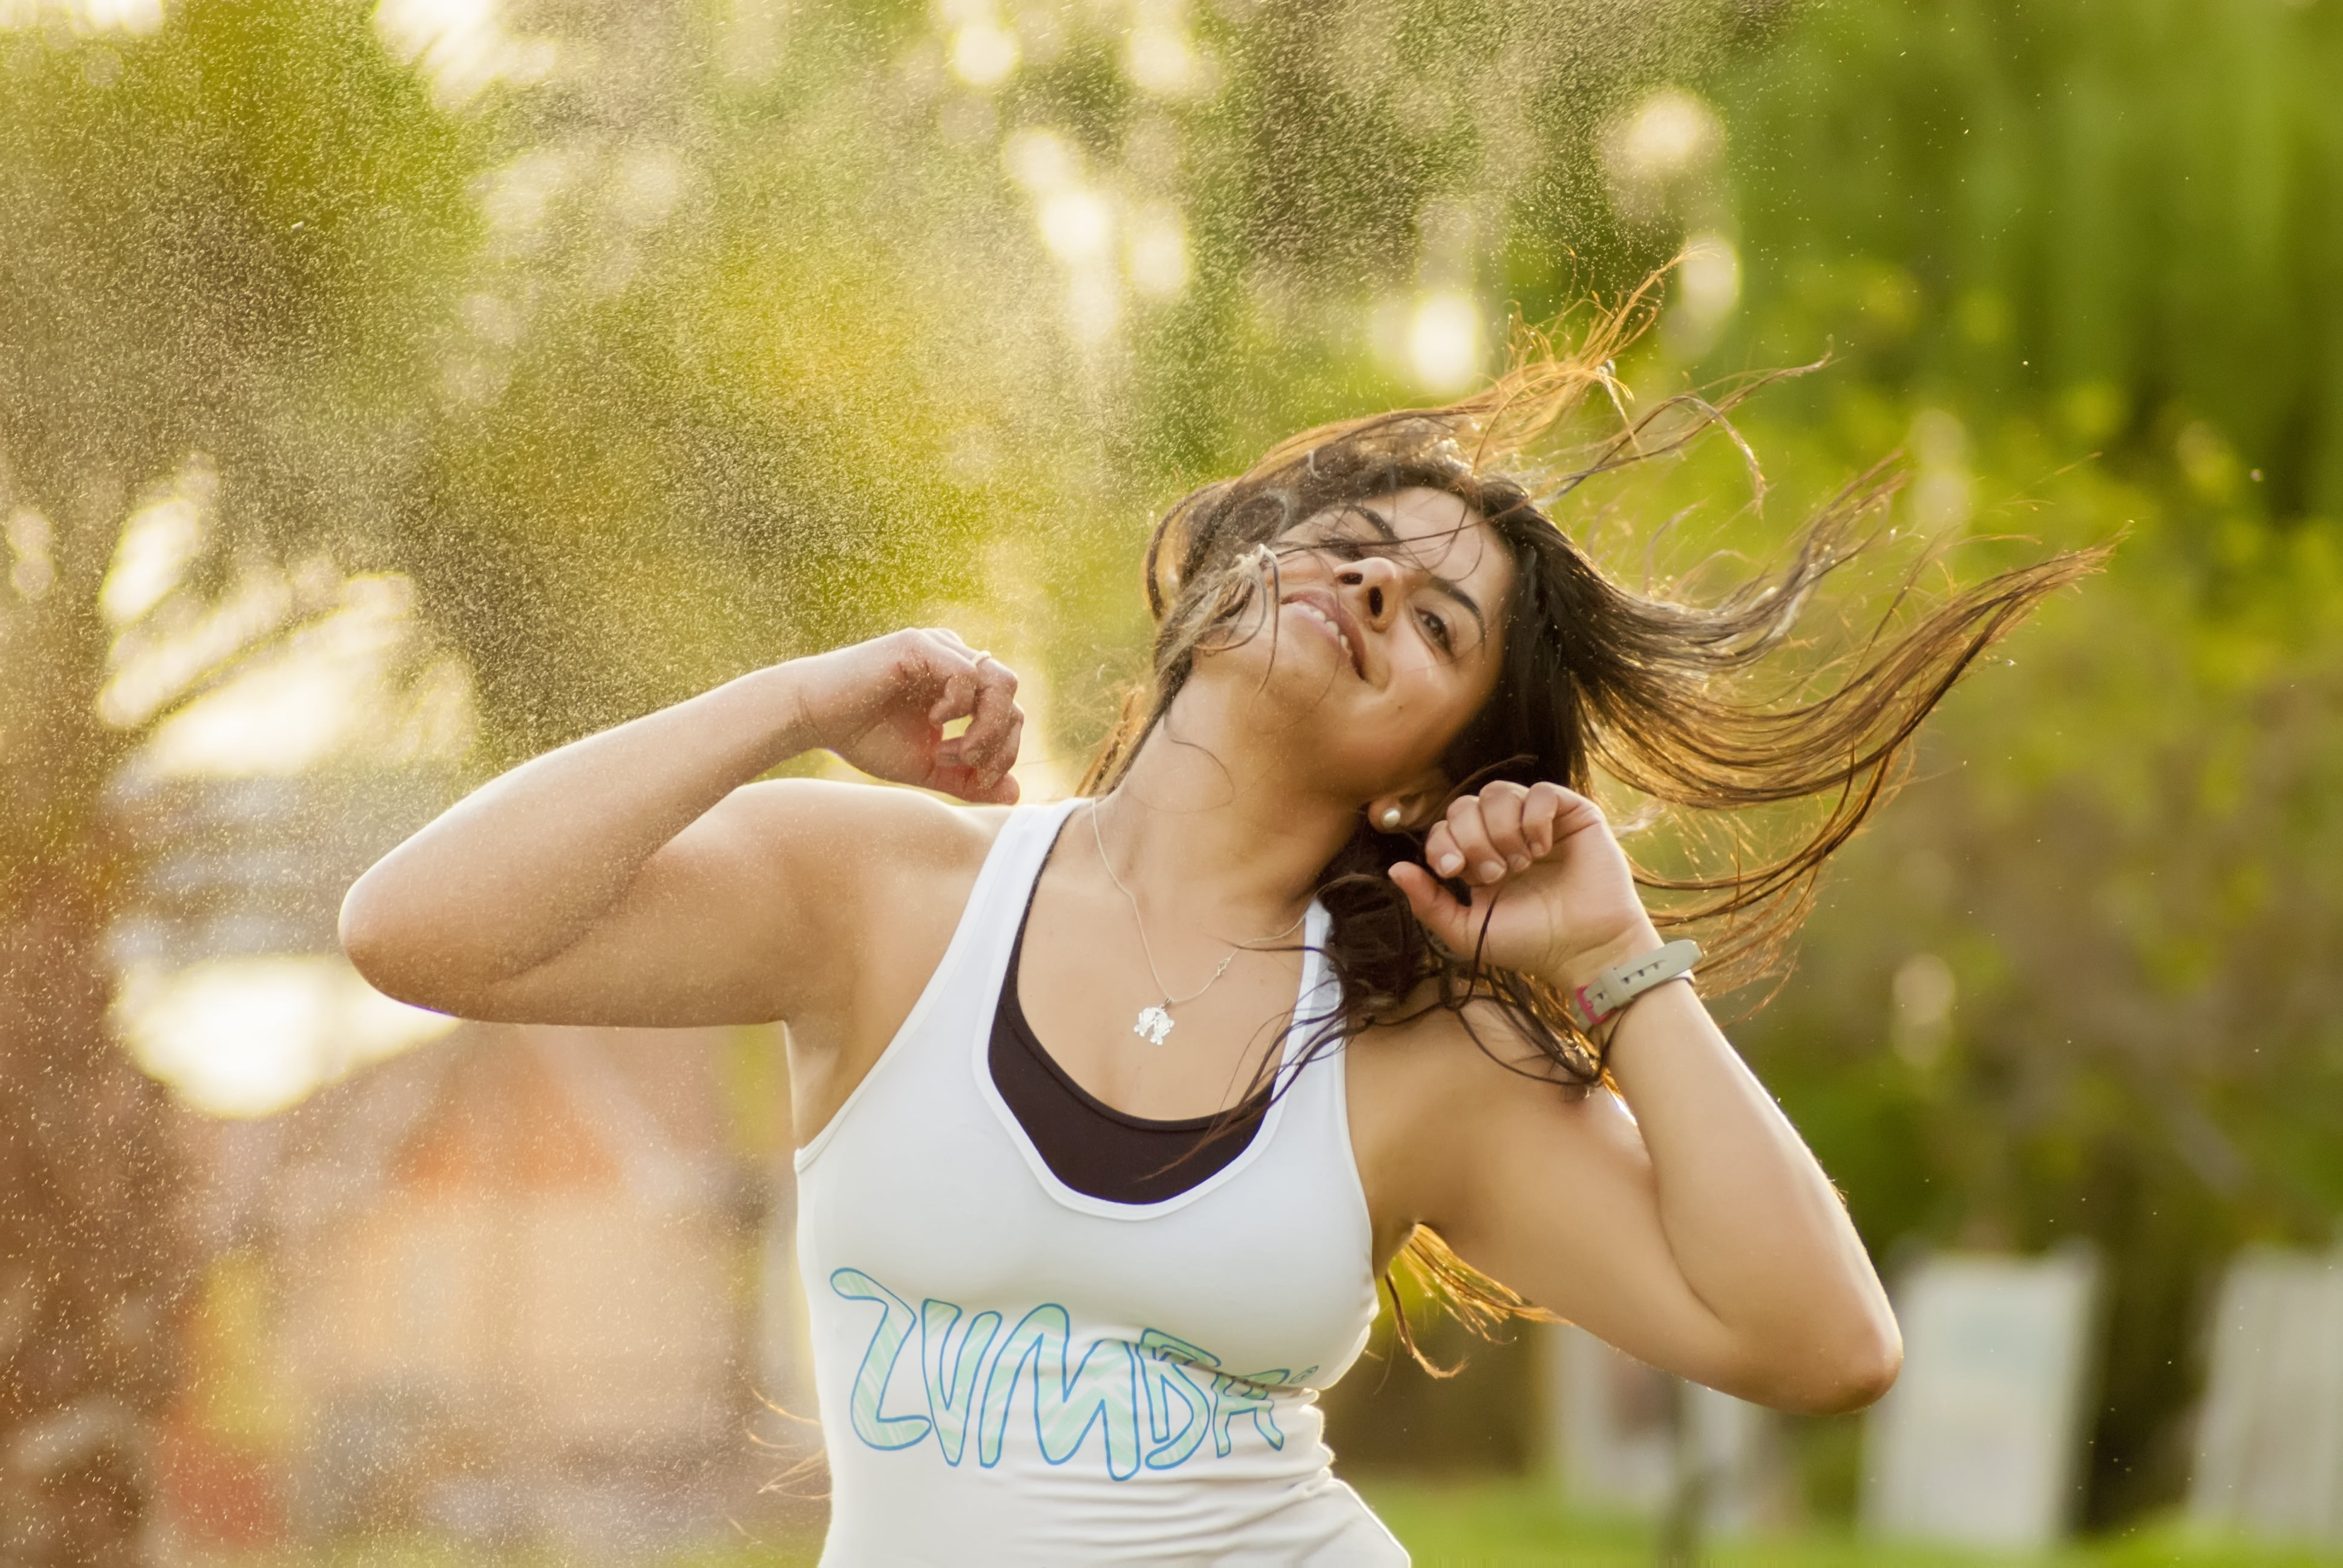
[[0, 0, 1095, 1550], [0, 5, 479, 1557], [1747, 509, 2343, 1521], [390, 0, 1083, 764], [1677, 0, 2343, 1524], [1717, 0, 2343, 521]]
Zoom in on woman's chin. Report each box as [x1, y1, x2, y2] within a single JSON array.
[[1241, 662, 1363, 726]]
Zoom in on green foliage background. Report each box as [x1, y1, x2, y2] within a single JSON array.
[[5, 0, 2342, 1542]]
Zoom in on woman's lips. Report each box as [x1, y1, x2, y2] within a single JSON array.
[[1282, 591, 1364, 676]]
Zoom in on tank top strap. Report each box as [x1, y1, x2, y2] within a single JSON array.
[[793, 798, 1082, 1174], [1270, 897, 1351, 1131], [894, 794, 1083, 1051], [986, 797, 1089, 904]]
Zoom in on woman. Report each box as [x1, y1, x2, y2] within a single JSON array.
[[341, 310, 2095, 1563]]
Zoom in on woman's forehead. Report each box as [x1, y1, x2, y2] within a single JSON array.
[[1305, 487, 1510, 589]]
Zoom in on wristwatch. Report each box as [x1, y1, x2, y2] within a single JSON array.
[[1562, 939, 1702, 1034]]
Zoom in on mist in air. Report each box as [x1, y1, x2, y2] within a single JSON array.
[[6, 0, 2343, 1560]]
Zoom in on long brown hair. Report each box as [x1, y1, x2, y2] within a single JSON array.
[[1078, 280, 2108, 1365]]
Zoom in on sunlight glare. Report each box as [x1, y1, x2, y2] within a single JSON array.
[[7, 506, 54, 601], [1040, 188, 1113, 265], [946, 0, 1019, 90], [1004, 127, 1075, 195], [102, 462, 214, 627], [100, 569, 293, 730], [117, 955, 458, 1119], [0, 0, 164, 34], [82, 0, 159, 30], [1125, 22, 1199, 97], [1612, 87, 1723, 188], [1603, 85, 1723, 227], [1066, 268, 1123, 346], [1126, 203, 1190, 299], [1407, 292, 1483, 394], [374, 0, 557, 109], [1677, 235, 1740, 328], [138, 576, 427, 776], [1662, 233, 1740, 358]]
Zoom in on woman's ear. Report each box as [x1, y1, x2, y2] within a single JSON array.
[[1367, 771, 1450, 832]]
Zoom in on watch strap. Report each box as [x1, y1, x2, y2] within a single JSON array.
[[1564, 939, 1702, 1033]]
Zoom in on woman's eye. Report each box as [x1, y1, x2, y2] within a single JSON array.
[[1418, 607, 1452, 652]]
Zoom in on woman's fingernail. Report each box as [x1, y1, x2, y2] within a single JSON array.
[[1437, 853, 1463, 876], [1479, 860, 1505, 883], [1509, 854, 1532, 873]]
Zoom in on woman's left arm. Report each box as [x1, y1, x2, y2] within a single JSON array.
[[1385, 782, 1902, 1416]]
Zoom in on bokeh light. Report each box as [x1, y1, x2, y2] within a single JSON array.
[[9, 0, 2343, 1558]]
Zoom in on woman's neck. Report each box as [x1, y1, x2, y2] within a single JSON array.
[[1084, 687, 1358, 939]]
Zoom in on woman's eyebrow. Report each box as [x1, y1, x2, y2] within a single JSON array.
[[1335, 506, 1487, 640], [1434, 579, 1487, 641]]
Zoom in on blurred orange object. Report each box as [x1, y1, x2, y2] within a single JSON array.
[[159, 1414, 286, 1549]]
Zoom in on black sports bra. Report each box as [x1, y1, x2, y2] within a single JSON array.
[[989, 867, 1270, 1204]]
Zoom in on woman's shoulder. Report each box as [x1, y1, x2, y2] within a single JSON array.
[[727, 775, 1017, 880], [715, 779, 1040, 944], [716, 777, 1020, 1021], [1352, 987, 1591, 1107], [1345, 988, 1608, 1247]]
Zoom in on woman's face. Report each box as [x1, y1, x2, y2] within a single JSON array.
[[1197, 485, 1515, 798]]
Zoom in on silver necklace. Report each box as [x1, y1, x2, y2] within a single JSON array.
[[1087, 799, 1307, 1046]]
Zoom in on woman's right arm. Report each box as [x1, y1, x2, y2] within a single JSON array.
[[338, 628, 1024, 1027]]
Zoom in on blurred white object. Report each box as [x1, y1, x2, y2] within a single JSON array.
[[108, 771, 465, 1114], [1862, 1249, 2102, 1547], [117, 953, 456, 1119], [1543, 1323, 1790, 1533], [374, 0, 558, 109], [1662, 234, 1741, 361], [2189, 1246, 2343, 1541], [1407, 292, 1483, 396]]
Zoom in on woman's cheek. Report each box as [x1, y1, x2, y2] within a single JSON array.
[[1374, 687, 1446, 766]]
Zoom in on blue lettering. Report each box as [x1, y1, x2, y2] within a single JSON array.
[[1211, 1368, 1291, 1456], [920, 1299, 1002, 1465], [828, 1270, 1305, 1478], [1137, 1328, 1219, 1469], [830, 1269, 932, 1451], [978, 1304, 1141, 1480]]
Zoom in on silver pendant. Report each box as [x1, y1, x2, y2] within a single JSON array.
[[1133, 1005, 1175, 1045]]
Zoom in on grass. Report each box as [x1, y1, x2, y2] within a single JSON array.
[[191, 1476, 2343, 1566], [1346, 1475, 2343, 1567]]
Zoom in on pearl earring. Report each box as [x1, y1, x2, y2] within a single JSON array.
[[1377, 805, 1404, 830]]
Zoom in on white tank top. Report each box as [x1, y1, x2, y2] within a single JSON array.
[[793, 798, 1404, 1565]]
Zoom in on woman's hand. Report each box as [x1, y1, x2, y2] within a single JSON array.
[[1386, 782, 1659, 989], [791, 628, 1024, 803]]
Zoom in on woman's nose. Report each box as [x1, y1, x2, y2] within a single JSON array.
[[1337, 555, 1407, 627]]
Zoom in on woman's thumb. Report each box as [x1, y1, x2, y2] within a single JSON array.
[[1388, 861, 1459, 940]]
